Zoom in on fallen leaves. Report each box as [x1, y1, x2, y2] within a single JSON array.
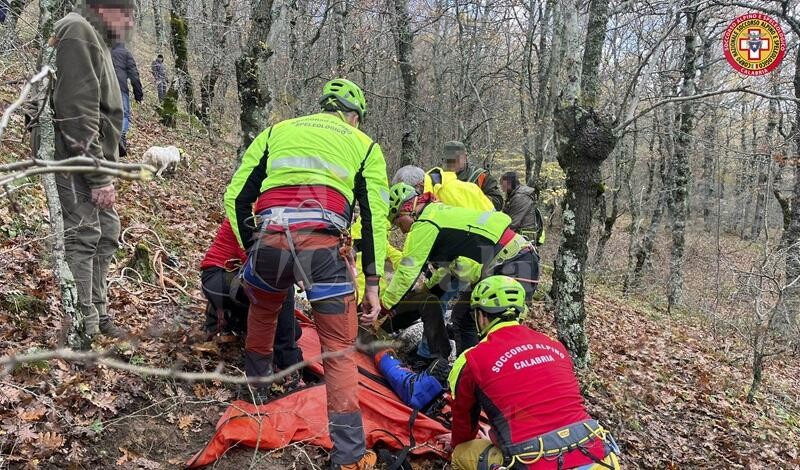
[[38, 431, 65, 452], [177, 414, 195, 431], [18, 406, 47, 422]]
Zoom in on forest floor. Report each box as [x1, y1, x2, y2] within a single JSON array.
[[1, 68, 800, 469]]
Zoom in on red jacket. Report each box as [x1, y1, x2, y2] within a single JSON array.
[[200, 219, 248, 270], [448, 321, 606, 469]]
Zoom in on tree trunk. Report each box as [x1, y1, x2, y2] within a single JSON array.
[[333, 0, 347, 72], [531, 0, 556, 189], [35, 0, 89, 349], [236, 0, 275, 153], [732, 103, 750, 234], [170, 0, 197, 118], [785, 45, 800, 326], [198, 0, 232, 128], [550, 0, 616, 369], [152, 0, 165, 50], [625, 146, 668, 293], [753, 89, 779, 241], [700, 111, 717, 232], [391, 0, 420, 167], [551, 106, 617, 368], [595, 129, 636, 265], [667, 8, 702, 313], [521, 0, 541, 187]]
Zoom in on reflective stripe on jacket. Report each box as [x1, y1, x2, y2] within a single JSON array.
[[381, 203, 511, 309], [224, 112, 389, 278]]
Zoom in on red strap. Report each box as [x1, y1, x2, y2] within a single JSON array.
[[498, 228, 516, 247]]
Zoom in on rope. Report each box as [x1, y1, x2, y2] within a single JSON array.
[[108, 226, 205, 305]]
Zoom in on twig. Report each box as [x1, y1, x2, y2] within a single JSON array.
[[0, 66, 52, 143], [0, 340, 398, 384], [615, 87, 800, 135], [0, 165, 150, 187]]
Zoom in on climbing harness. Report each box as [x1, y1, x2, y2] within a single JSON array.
[[498, 419, 619, 470], [243, 199, 354, 298]]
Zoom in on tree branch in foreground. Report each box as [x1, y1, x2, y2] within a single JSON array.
[[614, 87, 800, 135], [0, 157, 157, 188], [0, 66, 52, 143], [0, 340, 398, 384]]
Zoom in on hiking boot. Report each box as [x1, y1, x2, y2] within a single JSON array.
[[425, 358, 452, 384], [335, 450, 377, 470], [98, 317, 127, 338], [118, 135, 128, 157], [244, 351, 274, 404]]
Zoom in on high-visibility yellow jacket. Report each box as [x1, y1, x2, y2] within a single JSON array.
[[381, 203, 512, 309], [424, 168, 495, 211], [351, 218, 403, 300], [224, 112, 389, 278]]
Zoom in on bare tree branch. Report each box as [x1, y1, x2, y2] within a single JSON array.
[[0, 340, 398, 384], [615, 87, 800, 135], [0, 156, 157, 189], [0, 65, 52, 143]]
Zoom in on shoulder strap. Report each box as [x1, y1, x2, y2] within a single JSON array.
[[467, 167, 486, 185]]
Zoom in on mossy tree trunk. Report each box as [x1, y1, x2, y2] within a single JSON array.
[[236, 0, 275, 153], [667, 7, 705, 313], [157, 83, 179, 127], [549, 0, 616, 369], [391, 0, 420, 167], [169, 0, 198, 118]]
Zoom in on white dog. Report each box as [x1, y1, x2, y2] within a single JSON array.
[[142, 145, 188, 178]]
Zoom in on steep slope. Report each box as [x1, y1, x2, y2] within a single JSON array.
[[1, 69, 799, 468]]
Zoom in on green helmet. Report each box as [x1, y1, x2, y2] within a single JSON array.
[[319, 78, 367, 121], [388, 182, 418, 220], [470, 275, 527, 319]]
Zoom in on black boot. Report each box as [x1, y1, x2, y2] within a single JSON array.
[[244, 351, 274, 404], [118, 135, 128, 157]]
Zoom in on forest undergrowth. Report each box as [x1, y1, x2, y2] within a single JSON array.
[[1, 65, 799, 469]]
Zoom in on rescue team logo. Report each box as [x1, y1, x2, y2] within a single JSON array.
[[724, 13, 786, 76]]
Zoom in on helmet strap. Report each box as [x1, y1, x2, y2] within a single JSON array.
[[474, 308, 517, 337], [334, 109, 359, 129]]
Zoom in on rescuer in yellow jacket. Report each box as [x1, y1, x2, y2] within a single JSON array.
[[351, 217, 452, 360], [391, 165, 494, 211], [223, 78, 387, 470], [377, 183, 540, 355]]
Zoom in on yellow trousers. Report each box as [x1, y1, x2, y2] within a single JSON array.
[[451, 439, 621, 470]]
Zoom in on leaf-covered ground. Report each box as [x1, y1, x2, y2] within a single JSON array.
[[1, 72, 799, 469]]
